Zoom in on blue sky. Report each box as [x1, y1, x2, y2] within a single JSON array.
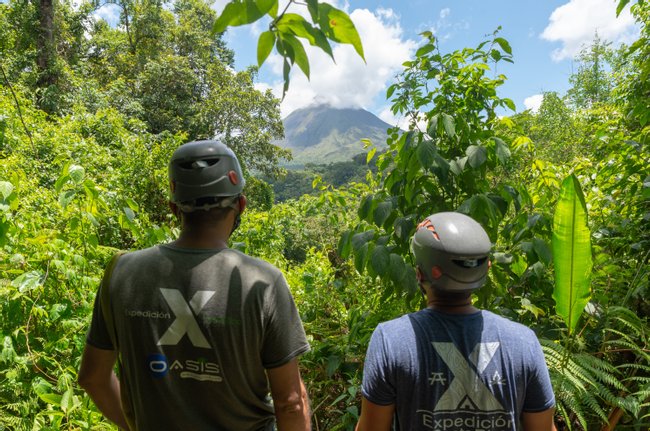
[[210, 0, 638, 124], [92, 0, 638, 124]]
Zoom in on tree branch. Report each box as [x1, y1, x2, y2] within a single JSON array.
[[0, 62, 36, 153]]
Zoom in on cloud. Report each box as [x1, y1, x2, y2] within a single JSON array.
[[523, 94, 544, 113], [541, 0, 638, 61], [378, 107, 405, 129], [425, 7, 469, 41], [260, 6, 417, 117], [93, 3, 121, 27]]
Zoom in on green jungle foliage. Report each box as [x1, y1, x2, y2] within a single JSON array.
[[0, 0, 648, 430], [264, 152, 378, 202]]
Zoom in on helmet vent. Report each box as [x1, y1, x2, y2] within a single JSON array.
[[452, 257, 487, 268], [417, 218, 440, 240], [179, 158, 220, 170]]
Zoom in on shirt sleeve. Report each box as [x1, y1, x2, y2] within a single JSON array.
[[523, 336, 555, 412], [361, 324, 396, 406], [261, 272, 310, 369], [86, 282, 115, 350]]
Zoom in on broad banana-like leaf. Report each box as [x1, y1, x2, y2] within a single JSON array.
[[552, 174, 593, 334]]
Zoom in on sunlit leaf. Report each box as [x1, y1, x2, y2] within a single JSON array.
[[61, 387, 73, 414], [213, 0, 276, 34], [276, 14, 334, 60], [11, 270, 42, 293], [502, 98, 516, 111], [317, 3, 365, 60], [449, 156, 467, 175], [0, 181, 14, 200], [616, 0, 631, 17], [366, 147, 377, 164], [281, 33, 310, 78], [306, 0, 319, 21], [69, 165, 85, 184], [59, 190, 76, 209], [1, 336, 17, 364], [124, 207, 136, 222], [38, 392, 62, 406], [552, 174, 592, 335], [257, 31, 275, 66], [212, 1, 244, 34], [416, 43, 435, 57], [494, 37, 512, 54]]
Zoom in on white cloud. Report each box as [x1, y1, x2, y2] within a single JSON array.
[[378, 107, 405, 129], [541, 0, 638, 61], [93, 3, 121, 27], [523, 94, 544, 113], [427, 7, 469, 41], [260, 7, 417, 117]]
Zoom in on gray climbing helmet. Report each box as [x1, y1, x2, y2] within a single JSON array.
[[411, 212, 491, 292], [169, 140, 245, 210]]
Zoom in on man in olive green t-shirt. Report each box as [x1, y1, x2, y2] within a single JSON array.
[[78, 140, 311, 430]]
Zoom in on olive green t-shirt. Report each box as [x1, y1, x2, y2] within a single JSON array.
[[87, 244, 310, 430]]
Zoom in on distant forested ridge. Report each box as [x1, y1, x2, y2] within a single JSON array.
[[264, 152, 379, 202]]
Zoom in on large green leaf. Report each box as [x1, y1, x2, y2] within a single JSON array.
[[552, 174, 592, 334], [276, 13, 334, 60], [213, 0, 277, 34], [257, 31, 275, 66], [317, 3, 365, 60], [283, 34, 310, 78]]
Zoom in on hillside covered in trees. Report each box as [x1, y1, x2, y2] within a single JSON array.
[[0, 0, 648, 430]]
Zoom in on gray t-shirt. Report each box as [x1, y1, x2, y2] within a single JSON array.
[[87, 244, 310, 431], [361, 308, 554, 431]]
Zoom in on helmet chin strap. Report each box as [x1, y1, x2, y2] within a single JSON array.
[[230, 213, 241, 236]]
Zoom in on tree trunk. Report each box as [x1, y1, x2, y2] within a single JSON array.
[[36, 0, 56, 87]]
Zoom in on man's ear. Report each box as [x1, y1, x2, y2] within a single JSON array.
[[415, 267, 427, 296], [169, 201, 180, 219], [238, 195, 247, 214]]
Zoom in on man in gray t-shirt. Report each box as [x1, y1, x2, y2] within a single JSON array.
[[78, 140, 311, 430], [356, 212, 556, 431]]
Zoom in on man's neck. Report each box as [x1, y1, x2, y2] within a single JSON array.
[[172, 228, 229, 250], [426, 291, 478, 314], [427, 301, 478, 314]]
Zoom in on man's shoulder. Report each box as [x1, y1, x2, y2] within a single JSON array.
[[220, 248, 284, 277], [374, 313, 414, 337], [481, 309, 539, 338], [113, 245, 161, 265]]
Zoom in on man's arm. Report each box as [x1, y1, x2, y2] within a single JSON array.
[[77, 343, 130, 430], [522, 407, 556, 431], [267, 357, 310, 431], [355, 396, 395, 431]]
